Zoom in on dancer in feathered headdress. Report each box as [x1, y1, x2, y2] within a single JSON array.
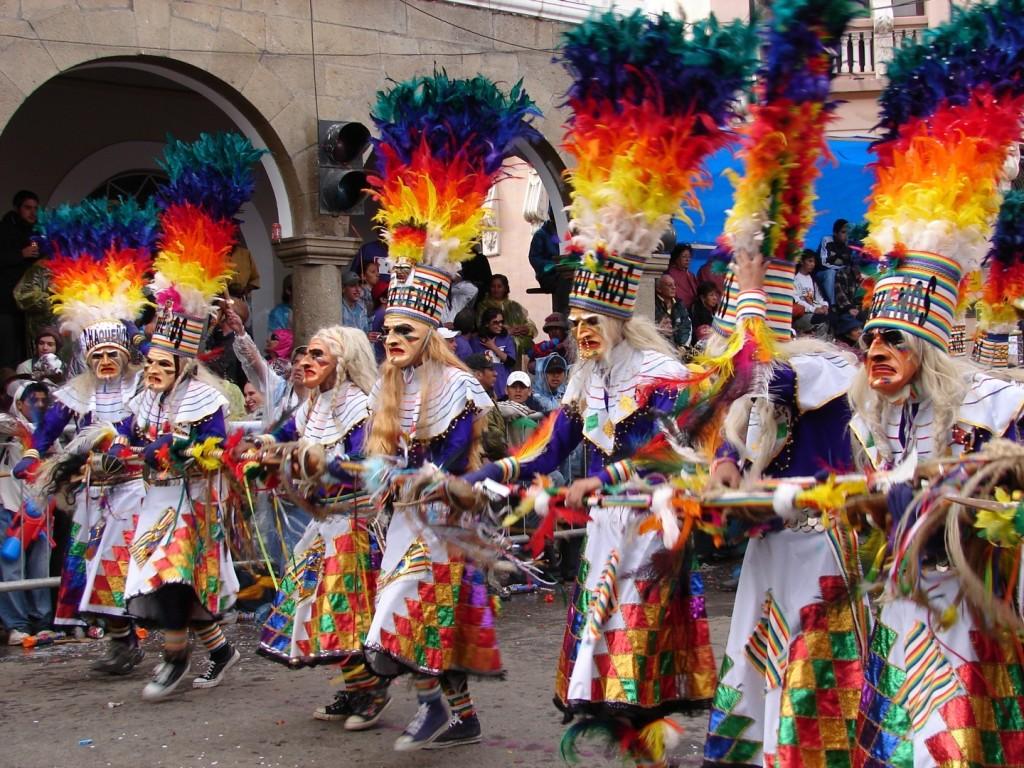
[[700, 3, 867, 766], [124, 132, 264, 701], [844, 1, 1024, 763], [975, 150, 1024, 366], [10, 197, 155, 669], [361, 72, 538, 750], [462, 12, 755, 767]]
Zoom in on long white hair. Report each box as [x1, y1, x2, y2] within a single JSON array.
[[564, 314, 680, 409], [715, 335, 856, 481], [309, 325, 378, 397]]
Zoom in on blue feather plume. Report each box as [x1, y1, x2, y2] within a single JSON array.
[[371, 70, 541, 179], [878, 0, 1024, 141], [157, 131, 267, 221], [37, 197, 159, 259]]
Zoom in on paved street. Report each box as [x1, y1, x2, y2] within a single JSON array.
[[1, 566, 736, 768]]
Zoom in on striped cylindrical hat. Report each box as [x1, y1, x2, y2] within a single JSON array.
[[384, 264, 452, 328], [712, 258, 795, 342], [863, 250, 960, 350], [568, 249, 644, 320]]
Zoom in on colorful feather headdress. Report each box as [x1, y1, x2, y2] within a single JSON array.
[[559, 11, 756, 320], [38, 197, 158, 354], [979, 187, 1024, 340], [369, 71, 540, 328], [863, 0, 1024, 351], [712, 0, 862, 342], [149, 132, 265, 358]]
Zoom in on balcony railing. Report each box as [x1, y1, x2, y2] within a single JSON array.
[[833, 26, 926, 76]]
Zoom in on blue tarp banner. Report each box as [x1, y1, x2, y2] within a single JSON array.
[[673, 138, 875, 267]]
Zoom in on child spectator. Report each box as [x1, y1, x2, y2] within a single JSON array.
[[532, 353, 568, 413], [529, 312, 569, 363]]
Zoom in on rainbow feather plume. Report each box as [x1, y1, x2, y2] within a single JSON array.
[[559, 11, 756, 259], [369, 71, 540, 269], [723, 0, 863, 260], [865, 0, 1024, 275], [980, 190, 1024, 329], [38, 198, 158, 336], [153, 132, 266, 317]]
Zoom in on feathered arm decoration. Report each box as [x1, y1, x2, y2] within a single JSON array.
[[723, 0, 863, 260], [369, 72, 540, 269], [559, 11, 756, 259]]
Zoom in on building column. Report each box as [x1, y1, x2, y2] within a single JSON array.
[[635, 252, 669, 322], [274, 235, 361, 343]]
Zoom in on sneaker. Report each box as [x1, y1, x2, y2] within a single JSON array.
[[344, 687, 392, 731], [393, 698, 450, 752], [91, 641, 145, 675], [141, 656, 190, 701], [426, 714, 482, 749], [6, 629, 29, 646], [192, 646, 241, 689], [313, 691, 352, 722]]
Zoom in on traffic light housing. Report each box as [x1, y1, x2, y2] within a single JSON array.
[[318, 120, 372, 215]]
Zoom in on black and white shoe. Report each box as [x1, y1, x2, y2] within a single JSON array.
[[141, 656, 190, 701], [313, 691, 352, 722], [344, 687, 392, 731], [192, 646, 241, 689], [426, 714, 482, 749]]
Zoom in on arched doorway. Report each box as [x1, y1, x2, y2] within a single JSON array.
[[0, 57, 296, 343]]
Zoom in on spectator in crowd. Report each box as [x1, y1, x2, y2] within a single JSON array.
[[817, 218, 852, 305], [264, 327, 294, 378], [204, 296, 247, 387], [13, 255, 56, 357], [16, 326, 64, 384], [460, 244, 493, 306], [243, 379, 265, 417], [529, 312, 569, 363], [476, 274, 537, 358], [340, 271, 369, 333], [0, 379, 53, 643], [439, 327, 473, 359], [498, 371, 544, 446], [467, 353, 507, 461], [532, 353, 568, 413], [228, 243, 261, 302], [0, 190, 41, 367], [471, 307, 517, 399], [529, 218, 560, 294], [352, 241, 389, 314], [226, 307, 303, 426], [689, 281, 722, 341], [442, 273, 479, 326], [832, 313, 864, 358], [654, 274, 692, 348], [665, 242, 700, 307], [268, 274, 293, 332], [793, 250, 830, 338]]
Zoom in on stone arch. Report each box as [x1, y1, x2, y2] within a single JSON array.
[[0, 55, 303, 341]]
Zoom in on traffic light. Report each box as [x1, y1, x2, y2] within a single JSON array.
[[318, 120, 372, 215]]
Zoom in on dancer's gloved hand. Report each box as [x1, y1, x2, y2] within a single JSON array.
[[12, 456, 40, 481], [326, 454, 351, 482], [142, 434, 174, 470]]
